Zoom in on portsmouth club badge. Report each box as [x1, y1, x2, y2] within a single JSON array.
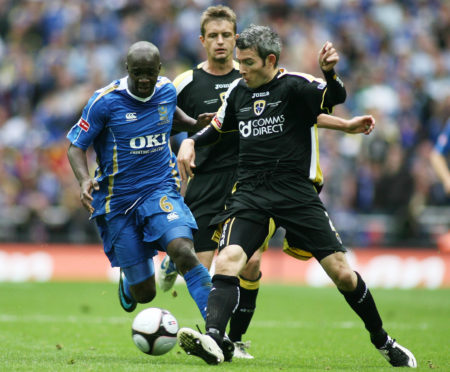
[[253, 100, 266, 116], [158, 104, 169, 124]]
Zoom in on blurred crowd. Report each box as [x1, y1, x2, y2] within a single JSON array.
[[0, 0, 449, 246]]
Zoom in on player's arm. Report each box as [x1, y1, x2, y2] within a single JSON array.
[[430, 149, 450, 194], [176, 124, 221, 181], [318, 41, 346, 109], [172, 106, 215, 132], [317, 114, 375, 135], [67, 143, 99, 214]]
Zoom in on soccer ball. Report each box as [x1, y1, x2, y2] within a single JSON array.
[[131, 307, 179, 355]]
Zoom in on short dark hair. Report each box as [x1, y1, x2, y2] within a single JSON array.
[[200, 5, 237, 37], [236, 25, 282, 66]]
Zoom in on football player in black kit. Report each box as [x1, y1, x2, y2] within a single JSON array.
[[176, 24, 417, 368], [158, 5, 378, 362]]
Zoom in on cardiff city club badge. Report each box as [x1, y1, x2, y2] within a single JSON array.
[[253, 100, 266, 116]]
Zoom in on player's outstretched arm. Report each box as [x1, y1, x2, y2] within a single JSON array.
[[67, 143, 99, 214], [317, 114, 375, 135], [172, 106, 215, 132]]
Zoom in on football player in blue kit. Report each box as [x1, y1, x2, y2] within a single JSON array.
[[66, 41, 213, 319]]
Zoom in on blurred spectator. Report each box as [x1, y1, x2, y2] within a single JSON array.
[[0, 0, 448, 246]]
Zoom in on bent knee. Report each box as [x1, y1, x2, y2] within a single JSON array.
[[333, 270, 356, 291]]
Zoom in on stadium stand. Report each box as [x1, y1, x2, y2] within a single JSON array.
[[0, 0, 448, 246]]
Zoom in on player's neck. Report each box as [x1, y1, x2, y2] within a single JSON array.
[[202, 59, 234, 76]]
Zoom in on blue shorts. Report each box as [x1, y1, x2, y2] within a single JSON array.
[[96, 189, 197, 268]]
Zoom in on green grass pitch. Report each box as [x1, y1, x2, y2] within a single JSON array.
[[0, 282, 448, 371]]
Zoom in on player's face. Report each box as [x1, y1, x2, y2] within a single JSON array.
[[127, 55, 161, 98], [200, 19, 236, 63], [237, 48, 276, 89]]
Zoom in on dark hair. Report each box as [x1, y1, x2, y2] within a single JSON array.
[[200, 5, 237, 37], [236, 24, 282, 66]]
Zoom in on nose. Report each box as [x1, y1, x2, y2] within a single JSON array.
[[217, 34, 224, 44]]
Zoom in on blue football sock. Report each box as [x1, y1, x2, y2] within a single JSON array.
[[184, 264, 212, 320]]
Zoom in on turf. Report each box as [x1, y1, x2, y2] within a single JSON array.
[[0, 282, 448, 371]]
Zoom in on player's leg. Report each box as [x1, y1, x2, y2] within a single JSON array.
[[228, 249, 261, 359], [178, 217, 269, 364], [158, 215, 216, 291], [121, 258, 157, 304], [96, 214, 158, 312], [319, 251, 417, 367]]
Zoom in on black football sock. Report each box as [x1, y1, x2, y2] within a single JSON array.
[[206, 274, 240, 346], [228, 273, 261, 342], [339, 271, 387, 347]]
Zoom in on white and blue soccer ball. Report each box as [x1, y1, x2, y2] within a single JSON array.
[[131, 307, 179, 355]]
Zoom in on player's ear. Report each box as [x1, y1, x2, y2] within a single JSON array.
[[235, 33, 239, 40], [199, 35, 205, 45], [267, 54, 277, 68]]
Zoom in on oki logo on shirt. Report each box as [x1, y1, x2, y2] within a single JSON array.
[[129, 133, 167, 154], [78, 118, 90, 132]]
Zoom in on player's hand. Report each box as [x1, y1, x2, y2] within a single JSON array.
[[80, 178, 99, 214], [345, 115, 375, 135], [319, 41, 339, 71], [196, 112, 215, 130], [177, 139, 196, 181]]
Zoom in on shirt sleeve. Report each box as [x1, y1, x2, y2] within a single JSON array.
[[211, 79, 240, 133], [66, 94, 109, 150], [294, 70, 346, 116]]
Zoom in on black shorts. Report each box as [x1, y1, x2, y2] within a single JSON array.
[[211, 172, 346, 261], [184, 169, 237, 252]]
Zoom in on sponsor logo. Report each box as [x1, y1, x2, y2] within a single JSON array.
[[129, 133, 167, 152], [253, 100, 266, 116], [125, 112, 137, 121], [251, 91, 269, 99], [213, 116, 222, 129], [167, 212, 179, 221], [215, 83, 231, 90], [204, 98, 219, 105], [239, 115, 285, 138], [78, 118, 90, 131]]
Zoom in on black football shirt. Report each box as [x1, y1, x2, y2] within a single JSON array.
[[212, 69, 338, 186], [173, 63, 241, 174]]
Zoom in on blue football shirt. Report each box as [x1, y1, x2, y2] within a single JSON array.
[[67, 76, 180, 219]]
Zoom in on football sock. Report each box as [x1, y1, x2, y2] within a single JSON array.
[[184, 264, 212, 320], [228, 273, 261, 342], [339, 271, 386, 346], [206, 274, 240, 345]]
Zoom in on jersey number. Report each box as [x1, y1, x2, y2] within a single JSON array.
[[159, 196, 174, 212]]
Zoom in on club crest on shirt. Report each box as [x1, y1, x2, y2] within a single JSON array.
[[254, 100, 266, 116], [158, 104, 169, 124]]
